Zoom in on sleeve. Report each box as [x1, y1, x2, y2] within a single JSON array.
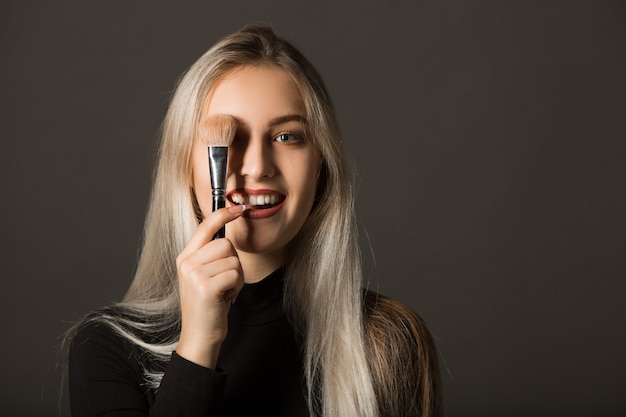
[[69, 321, 227, 417]]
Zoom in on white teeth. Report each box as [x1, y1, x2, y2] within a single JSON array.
[[231, 194, 245, 204], [230, 193, 280, 206]]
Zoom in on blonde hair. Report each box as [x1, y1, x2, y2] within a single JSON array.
[[70, 26, 441, 417]]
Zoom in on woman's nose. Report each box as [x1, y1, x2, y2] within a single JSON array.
[[235, 135, 275, 180]]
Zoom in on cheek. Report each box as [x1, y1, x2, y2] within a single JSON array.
[[295, 155, 320, 206]]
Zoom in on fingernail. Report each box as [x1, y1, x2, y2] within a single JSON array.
[[228, 204, 246, 214]]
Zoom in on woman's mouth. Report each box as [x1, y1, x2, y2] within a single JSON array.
[[227, 189, 286, 219]]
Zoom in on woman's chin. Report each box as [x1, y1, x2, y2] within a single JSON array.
[[228, 231, 285, 258]]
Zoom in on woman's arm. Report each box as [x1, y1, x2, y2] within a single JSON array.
[[175, 205, 246, 369], [69, 321, 227, 417], [69, 206, 246, 416]]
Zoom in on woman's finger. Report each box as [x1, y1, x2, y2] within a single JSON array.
[[179, 238, 237, 276], [179, 205, 246, 259], [180, 256, 242, 295]]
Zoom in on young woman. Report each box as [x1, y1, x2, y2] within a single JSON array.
[[67, 26, 442, 417]]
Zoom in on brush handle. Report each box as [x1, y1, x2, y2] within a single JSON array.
[[213, 194, 226, 239], [209, 146, 228, 240]]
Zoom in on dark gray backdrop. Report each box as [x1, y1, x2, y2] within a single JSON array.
[[2, 1, 625, 416]]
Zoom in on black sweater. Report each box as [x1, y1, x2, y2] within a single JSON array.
[[69, 269, 310, 416]]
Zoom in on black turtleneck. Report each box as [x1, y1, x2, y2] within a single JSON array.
[[69, 268, 310, 417]]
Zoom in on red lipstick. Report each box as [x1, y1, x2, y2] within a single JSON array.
[[227, 189, 286, 219]]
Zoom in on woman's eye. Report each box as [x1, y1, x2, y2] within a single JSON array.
[[274, 133, 303, 144]]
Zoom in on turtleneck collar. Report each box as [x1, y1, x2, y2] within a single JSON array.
[[228, 267, 285, 326]]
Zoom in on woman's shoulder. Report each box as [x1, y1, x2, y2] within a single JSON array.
[[67, 307, 161, 391], [362, 290, 442, 417], [71, 307, 135, 345], [69, 309, 142, 367]]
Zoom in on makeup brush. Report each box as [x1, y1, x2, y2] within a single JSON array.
[[200, 114, 237, 239]]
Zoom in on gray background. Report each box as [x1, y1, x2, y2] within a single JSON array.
[[2, 1, 625, 416]]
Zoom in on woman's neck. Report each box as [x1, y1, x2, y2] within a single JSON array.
[[237, 249, 284, 283]]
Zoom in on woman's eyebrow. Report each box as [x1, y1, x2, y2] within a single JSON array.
[[268, 114, 307, 127], [230, 114, 307, 130]]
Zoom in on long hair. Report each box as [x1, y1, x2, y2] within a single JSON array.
[[68, 26, 440, 417]]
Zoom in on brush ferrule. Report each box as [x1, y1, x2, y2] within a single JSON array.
[[209, 147, 228, 191]]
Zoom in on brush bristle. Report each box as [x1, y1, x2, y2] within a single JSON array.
[[200, 114, 237, 147]]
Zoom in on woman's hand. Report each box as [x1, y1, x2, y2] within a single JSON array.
[[175, 205, 246, 369]]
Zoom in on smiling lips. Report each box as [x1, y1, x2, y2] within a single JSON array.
[[227, 189, 286, 219]]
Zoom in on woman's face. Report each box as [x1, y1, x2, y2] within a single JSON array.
[[192, 65, 320, 264]]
